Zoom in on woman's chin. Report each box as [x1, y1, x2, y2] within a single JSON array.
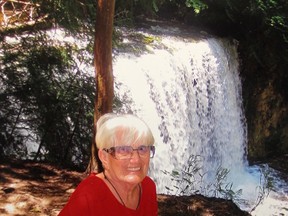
[[124, 174, 144, 184]]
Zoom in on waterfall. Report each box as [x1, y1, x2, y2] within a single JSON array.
[[113, 26, 263, 208], [111, 25, 287, 215]]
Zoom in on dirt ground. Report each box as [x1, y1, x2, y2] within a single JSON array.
[[0, 159, 83, 216], [2, 157, 286, 216]]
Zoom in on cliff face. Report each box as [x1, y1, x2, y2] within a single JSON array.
[[240, 42, 288, 161]]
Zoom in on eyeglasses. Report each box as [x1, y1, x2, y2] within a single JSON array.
[[103, 145, 155, 160]]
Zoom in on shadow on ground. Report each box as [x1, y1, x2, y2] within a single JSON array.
[[0, 159, 258, 216]]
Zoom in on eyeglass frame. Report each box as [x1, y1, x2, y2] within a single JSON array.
[[103, 145, 155, 160]]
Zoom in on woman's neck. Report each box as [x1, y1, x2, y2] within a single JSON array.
[[102, 171, 141, 210]]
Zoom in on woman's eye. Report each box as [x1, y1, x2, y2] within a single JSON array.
[[117, 146, 131, 154], [138, 146, 148, 153]]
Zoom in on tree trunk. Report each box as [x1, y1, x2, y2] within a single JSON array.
[[94, 0, 115, 120], [87, 0, 115, 173]]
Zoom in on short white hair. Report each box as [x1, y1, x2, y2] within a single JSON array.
[[95, 113, 155, 149]]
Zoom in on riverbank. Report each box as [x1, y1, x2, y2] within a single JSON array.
[[0, 159, 252, 216]]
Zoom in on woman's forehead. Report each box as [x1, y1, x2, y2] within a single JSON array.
[[114, 129, 147, 143]]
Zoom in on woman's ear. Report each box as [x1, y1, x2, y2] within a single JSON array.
[[98, 149, 109, 169]]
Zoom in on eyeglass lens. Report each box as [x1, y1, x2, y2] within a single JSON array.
[[106, 145, 155, 159]]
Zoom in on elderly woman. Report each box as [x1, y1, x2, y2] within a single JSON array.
[[59, 113, 157, 216]]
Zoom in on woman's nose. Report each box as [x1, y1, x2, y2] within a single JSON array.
[[129, 150, 141, 161]]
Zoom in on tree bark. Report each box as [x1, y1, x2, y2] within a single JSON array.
[[87, 0, 115, 173], [94, 0, 115, 120]]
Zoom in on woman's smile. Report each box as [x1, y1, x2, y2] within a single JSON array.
[[127, 167, 141, 172]]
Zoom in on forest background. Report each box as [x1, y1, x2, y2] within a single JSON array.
[[0, 0, 287, 174]]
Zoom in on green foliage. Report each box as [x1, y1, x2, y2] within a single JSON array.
[[212, 168, 243, 201], [33, 0, 96, 34], [165, 155, 202, 195], [185, 0, 207, 14], [114, 0, 159, 25], [0, 32, 95, 168], [164, 155, 273, 208], [250, 165, 274, 212], [0, 0, 164, 167], [244, 0, 286, 32]]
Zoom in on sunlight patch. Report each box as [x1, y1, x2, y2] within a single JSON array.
[[5, 204, 15, 214]]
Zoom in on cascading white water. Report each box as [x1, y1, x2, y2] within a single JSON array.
[[113, 26, 264, 210]]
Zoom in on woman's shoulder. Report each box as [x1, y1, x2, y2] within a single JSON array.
[[141, 176, 157, 195], [142, 176, 156, 185], [59, 173, 110, 215], [71, 173, 106, 197], [81, 172, 103, 184], [78, 172, 104, 186]]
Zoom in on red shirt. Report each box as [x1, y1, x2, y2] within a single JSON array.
[[58, 173, 158, 216]]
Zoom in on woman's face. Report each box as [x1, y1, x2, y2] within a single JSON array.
[[103, 131, 151, 186]]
